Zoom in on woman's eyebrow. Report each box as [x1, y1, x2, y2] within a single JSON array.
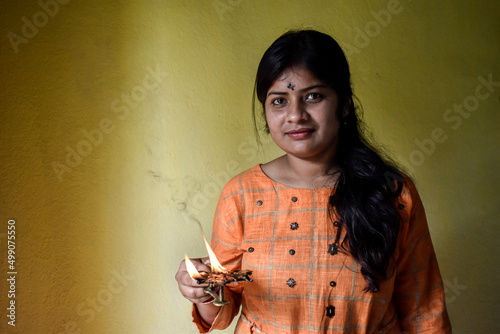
[[267, 91, 288, 97]]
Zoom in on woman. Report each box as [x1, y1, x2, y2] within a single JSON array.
[[176, 30, 451, 333]]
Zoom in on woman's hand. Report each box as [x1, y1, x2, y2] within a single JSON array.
[[175, 257, 213, 304]]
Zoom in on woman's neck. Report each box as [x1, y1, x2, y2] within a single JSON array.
[[262, 155, 339, 189]]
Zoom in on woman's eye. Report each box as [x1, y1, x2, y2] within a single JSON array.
[[306, 93, 322, 101], [271, 98, 287, 106]]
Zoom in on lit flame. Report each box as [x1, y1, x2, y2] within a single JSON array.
[[184, 254, 203, 279], [203, 235, 227, 273]]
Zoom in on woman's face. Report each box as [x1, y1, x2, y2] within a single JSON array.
[[264, 66, 347, 163]]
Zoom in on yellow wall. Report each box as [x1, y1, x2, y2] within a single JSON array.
[[0, 0, 498, 333]]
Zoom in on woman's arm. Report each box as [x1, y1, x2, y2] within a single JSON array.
[[175, 257, 220, 326], [394, 182, 452, 333]]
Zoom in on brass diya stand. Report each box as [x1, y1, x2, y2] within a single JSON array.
[[204, 283, 229, 306]]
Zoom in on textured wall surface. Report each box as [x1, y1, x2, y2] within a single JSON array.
[[0, 0, 499, 333]]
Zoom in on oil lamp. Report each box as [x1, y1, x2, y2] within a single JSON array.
[[185, 236, 252, 306]]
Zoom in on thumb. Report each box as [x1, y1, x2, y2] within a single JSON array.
[[190, 257, 211, 273]]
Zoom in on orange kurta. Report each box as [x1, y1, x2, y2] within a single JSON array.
[[192, 165, 451, 333]]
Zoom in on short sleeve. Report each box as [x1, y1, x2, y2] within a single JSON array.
[[394, 179, 452, 333]]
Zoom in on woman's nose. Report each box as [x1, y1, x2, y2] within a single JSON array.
[[287, 100, 309, 122]]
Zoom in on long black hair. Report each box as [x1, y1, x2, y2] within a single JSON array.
[[253, 30, 404, 292]]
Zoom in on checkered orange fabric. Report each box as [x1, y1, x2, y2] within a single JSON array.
[[192, 165, 451, 333]]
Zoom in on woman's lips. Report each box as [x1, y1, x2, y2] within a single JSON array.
[[286, 128, 314, 139]]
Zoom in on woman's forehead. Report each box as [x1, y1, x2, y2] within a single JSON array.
[[273, 66, 321, 86]]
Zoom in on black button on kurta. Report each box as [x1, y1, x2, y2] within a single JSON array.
[[291, 197, 298, 202], [398, 203, 405, 210], [326, 305, 335, 318], [257, 200, 263, 206], [286, 278, 296, 287], [290, 222, 299, 230], [289, 249, 295, 255], [333, 221, 340, 227], [328, 243, 338, 255], [248, 247, 254, 252], [330, 281, 337, 287]]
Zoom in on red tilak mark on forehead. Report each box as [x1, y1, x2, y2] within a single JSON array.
[[287, 83, 295, 90]]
